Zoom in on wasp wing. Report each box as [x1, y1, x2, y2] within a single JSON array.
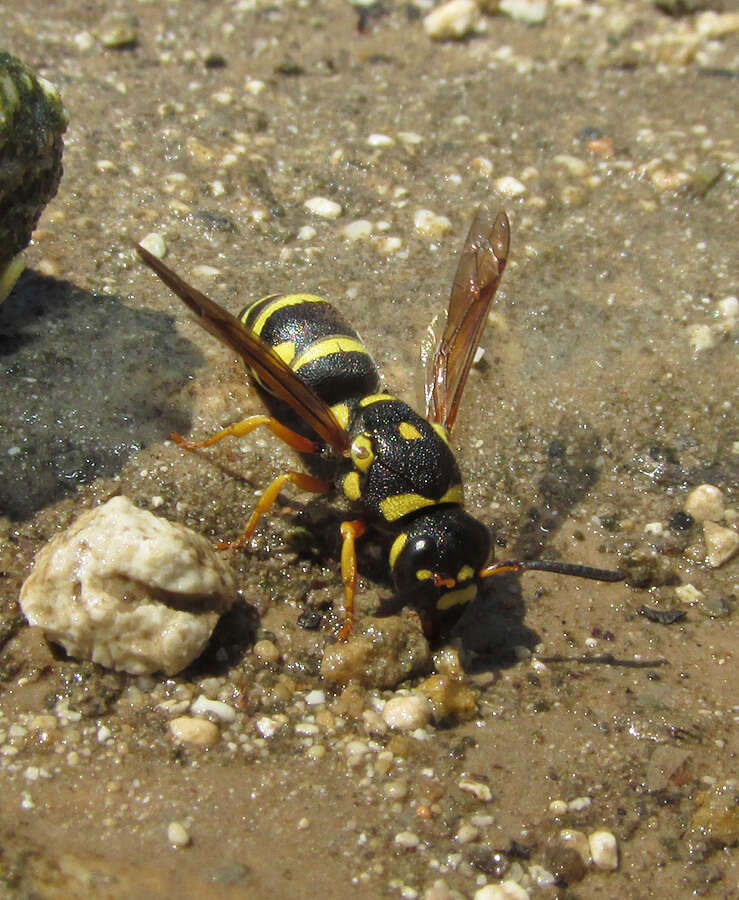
[[137, 244, 350, 453], [424, 208, 510, 433]]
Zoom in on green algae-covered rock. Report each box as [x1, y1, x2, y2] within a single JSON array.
[[0, 51, 68, 301]]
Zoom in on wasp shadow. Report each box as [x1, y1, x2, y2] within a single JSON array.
[[0, 269, 202, 520]]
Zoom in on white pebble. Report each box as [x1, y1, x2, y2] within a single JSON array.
[[717, 295, 738, 325], [374, 235, 403, 254], [500, 0, 548, 23], [297, 225, 317, 240], [139, 233, 167, 259], [18, 497, 234, 676], [294, 722, 320, 736], [568, 796, 591, 811], [245, 79, 265, 95], [455, 822, 480, 844], [367, 133, 394, 147], [528, 864, 555, 886], [423, 0, 480, 40], [190, 695, 235, 723], [192, 264, 221, 278], [588, 829, 618, 870], [169, 716, 220, 747], [552, 154, 589, 176], [394, 830, 420, 849], [167, 821, 190, 847], [342, 219, 373, 241], [304, 196, 343, 218], [559, 828, 591, 864], [255, 716, 283, 739], [674, 583, 704, 605], [305, 689, 326, 706], [684, 484, 724, 522], [382, 694, 431, 731], [458, 777, 492, 802], [494, 175, 527, 197], [703, 521, 739, 567], [398, 131, 423, 147], [414, 209, 453, 239], [474, 881, 530, 900], [686, 323, 715, 353]]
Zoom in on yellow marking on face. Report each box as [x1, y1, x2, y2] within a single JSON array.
[[440, 484, 464, 505], [416, 569, 434, 582], [398, 421, 423, 441], [359, 393, 396, 407], [342, 471, 361, 501], [379, 493, 435, 522], [272, 340, 296, 365], [437, 584, 476, 610], [293, 336, 367, 371], [457, 565, 475, 583], [350, 434, 374, 472], [250, 293, 324, 337], [330, 402, 350, 431], [432, 422, 451, 446], [388, 532, 407, 570]]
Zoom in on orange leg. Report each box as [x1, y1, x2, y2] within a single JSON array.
[[172, 414, 318, 455], [336, 519, 367, 641], [219, 471, 332, 550]]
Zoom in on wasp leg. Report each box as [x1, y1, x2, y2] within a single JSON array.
[[336, 519, 367, 642], [219, 470, 332, 550], [172, 414, 318, 454]]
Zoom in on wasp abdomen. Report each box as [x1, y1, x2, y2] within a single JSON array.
[[240, 294, 380, 407]]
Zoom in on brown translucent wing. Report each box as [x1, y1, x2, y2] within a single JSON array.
[[136, 244, 350, 453], [425, 208, 510, 433]]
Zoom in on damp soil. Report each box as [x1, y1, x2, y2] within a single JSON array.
[[0, 2, 737, 898]]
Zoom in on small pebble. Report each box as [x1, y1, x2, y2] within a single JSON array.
[[458, 777, 492, 802], [367, 133, 394, 147], [167, 821, 190, 847], [559, 828, 591, 864], [382, 695, 432, 731], [304, 197, 342, 218], [305, 689, 326, 706], [98, 13, 138, 49], [190, 695, 235, 723], [394, 830, 420, 849], [455, 822, 480, 844], [552, 154, 589, 177], [568, 796, 591, 811], [499, 0, 547, 23], [255, 716, 283, 739], [414, 209, 453, 240], [703, 521, 739, 567], [342, 219, 373, 242], [684, 484, 724, 522], [139, 231, 167, 259], [474, 882, 529, 900], [423, 0, 480, 40], [253, 639, 280, 665], [169, 716, 220, 747], [297, 225, 317, 240], [686, 323, 716, 353], [588, 830, 618, 871], [494, 176, 526, 197], [675, 583, 704, 605]]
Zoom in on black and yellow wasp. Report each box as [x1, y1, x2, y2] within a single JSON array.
[[137, 208, 622, 638]]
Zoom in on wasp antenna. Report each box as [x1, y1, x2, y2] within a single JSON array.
[[479, 559, 624, 583]]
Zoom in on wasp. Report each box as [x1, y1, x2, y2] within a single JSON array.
[[137, 208, 623, 639]]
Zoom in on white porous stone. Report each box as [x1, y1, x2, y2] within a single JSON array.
[[494, 175, 527, 197], [423, 0, 481, 40], [19, 497, 235, 675], [703, 521, 739, 567], [684, 484, 725, 522], [190, 695, 236, 723], [382, 694, 432, 731], [588, 829, 618, 870]]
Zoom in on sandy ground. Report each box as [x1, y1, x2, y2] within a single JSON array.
[[0, 1, 737, 898]]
